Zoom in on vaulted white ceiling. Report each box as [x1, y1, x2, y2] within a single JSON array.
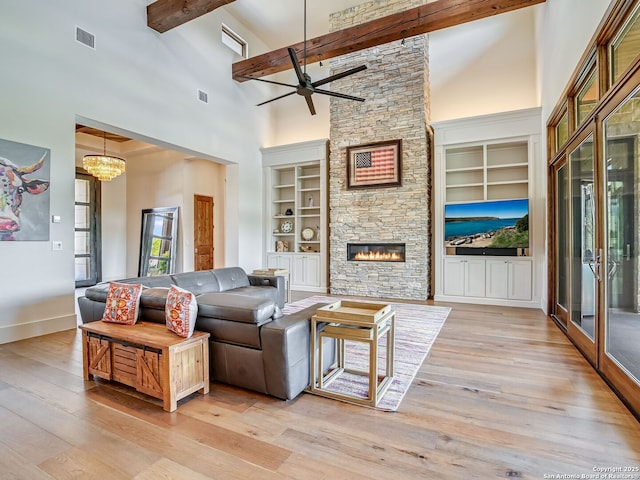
[[224, 0, 375, 50]]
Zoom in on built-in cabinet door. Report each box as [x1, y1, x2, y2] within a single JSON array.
[[486, 259, 532, 300], [445, 257, 532, 300], [508, 260, 532, 301], [292, 254, 320, 287], [267, 253, 321, 289], [266, 253, 292, 272], [465, 259, 486, 297], [443, 258, 465, 296], [486, 260, 509, 298], [443, 257, 485, 297]]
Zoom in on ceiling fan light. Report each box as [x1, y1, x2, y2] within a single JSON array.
[[244, 0, 367, 116]]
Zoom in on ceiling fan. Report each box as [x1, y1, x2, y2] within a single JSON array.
[[237, 0, 368, 115]]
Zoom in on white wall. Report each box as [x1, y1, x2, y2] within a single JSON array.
[[125, 150, 186, 277], [0, 0, 272, 343], [100, 177, 128, 281], [123, 152, 226, 277], [539, 0, 614, 123], [429, 7, 540, 122], [183, 158, 227, 271]]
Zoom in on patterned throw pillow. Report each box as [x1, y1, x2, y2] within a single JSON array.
[[102, 282, 143, 325], [165, 285, 198, 338]]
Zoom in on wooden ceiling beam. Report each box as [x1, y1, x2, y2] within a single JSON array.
[[232, 0, 545, 81], [147, 0, 236, 33]]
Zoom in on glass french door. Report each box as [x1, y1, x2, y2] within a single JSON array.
[[600, 85, 640, 410], [547, 0, 640, 417], [551, 158, 569, 328], [567, 129, 598, 364], [552, 84, 640, 414]]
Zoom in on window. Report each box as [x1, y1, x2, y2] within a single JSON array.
[[611, 3, 640, 83], [222, 24, 247, 58], [75, 170, 101, 287], [556, 109, 569, 151], [575, 68, 598, 126]]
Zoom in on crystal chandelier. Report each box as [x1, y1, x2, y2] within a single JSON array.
[[83, 131, 126, 181]]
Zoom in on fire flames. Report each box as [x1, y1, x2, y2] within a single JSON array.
[[353, 251, 402, 261]]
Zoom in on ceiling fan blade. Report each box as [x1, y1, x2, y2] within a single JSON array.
[[305, 95, 316, 116], [236, 75, 297, 88], [288, 48, 306, 85], [313, 88, 365, 102], [256, 91, 296, 106], [312, 65, 368, 88]]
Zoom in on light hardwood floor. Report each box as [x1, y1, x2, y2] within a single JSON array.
[[1, 297, 639, 479]]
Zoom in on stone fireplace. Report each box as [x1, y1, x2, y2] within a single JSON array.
[[328, 0, 431, 300]]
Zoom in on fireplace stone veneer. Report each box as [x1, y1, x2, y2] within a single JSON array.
[[328, 0, 431, 300]]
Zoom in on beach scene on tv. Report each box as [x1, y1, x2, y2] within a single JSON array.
[[444, 199, 529, 249]]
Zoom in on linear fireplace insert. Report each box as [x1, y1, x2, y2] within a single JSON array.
[[347, 243, 406, 262]]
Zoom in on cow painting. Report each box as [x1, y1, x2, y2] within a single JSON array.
[[0, 139, 51, 241]]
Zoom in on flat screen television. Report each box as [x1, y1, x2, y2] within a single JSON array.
[[444, 199, 529, 255]]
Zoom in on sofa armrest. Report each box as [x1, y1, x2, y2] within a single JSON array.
[[248, 274, 285, 309], [260, 303, 332, 400], [78, 296, 104, 324]]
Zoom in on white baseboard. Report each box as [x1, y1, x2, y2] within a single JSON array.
[[0, 314, 77, 344], [292, 286, 328, 293], [433, 294, 541, 309]]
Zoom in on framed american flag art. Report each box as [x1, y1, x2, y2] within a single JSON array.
[[346, 139, 402, 190]]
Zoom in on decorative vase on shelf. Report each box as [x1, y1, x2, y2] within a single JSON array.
[[308, 195, 313, 207]]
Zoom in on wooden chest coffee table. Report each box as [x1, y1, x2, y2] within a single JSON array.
[[80, 321, 210, 412]]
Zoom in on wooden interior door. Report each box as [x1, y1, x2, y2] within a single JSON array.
[[194, 195, 214, 271]]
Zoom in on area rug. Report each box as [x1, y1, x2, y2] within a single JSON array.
[[283, 296, 451, 412]]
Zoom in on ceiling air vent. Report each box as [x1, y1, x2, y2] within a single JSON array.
[[75, 26, 95, 49], [197, 89, 209, 104]]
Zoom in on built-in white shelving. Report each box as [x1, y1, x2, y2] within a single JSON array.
[[445, 141, 529, 203], [261, 139, 328, 293], [433, 108, 542, 309]]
